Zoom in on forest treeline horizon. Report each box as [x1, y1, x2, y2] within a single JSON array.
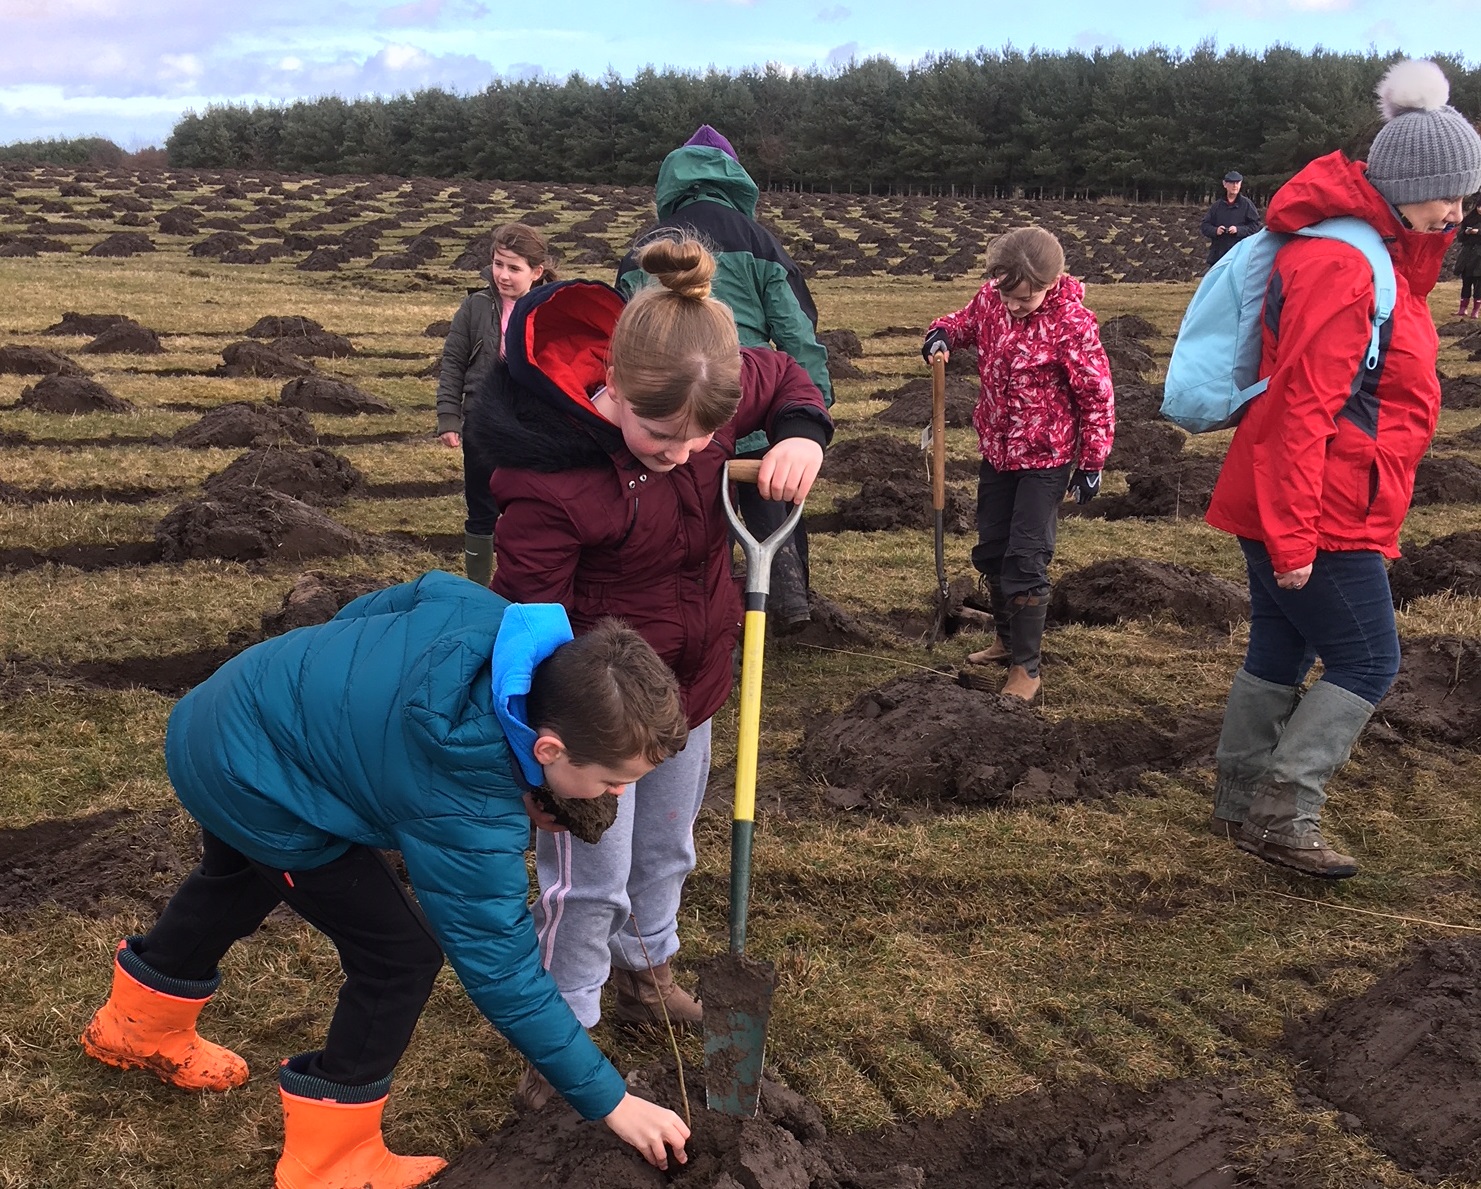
[[8, 45, 1481, 198]]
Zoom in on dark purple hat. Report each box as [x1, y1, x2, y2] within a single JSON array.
[[683, 124, 738, 161]]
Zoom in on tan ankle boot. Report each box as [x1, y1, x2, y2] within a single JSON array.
[[1001, 664, 1041, 701], [609, 961, 702, 1029]]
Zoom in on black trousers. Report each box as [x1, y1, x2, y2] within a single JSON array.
[[462, 426, 499, 537], [970, 459, 1073, 598], [733, 446, 810, 619], [1463, 275, 1479, 304], [132, 831, 444, 1086]]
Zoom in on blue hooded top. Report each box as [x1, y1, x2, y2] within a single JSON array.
[[163, 570, 626, 1120]]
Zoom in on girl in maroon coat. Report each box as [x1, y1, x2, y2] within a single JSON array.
[[1205, 59, 1481, 878], [923, 227, 1115, 701], [467, 235, 830, 1102]]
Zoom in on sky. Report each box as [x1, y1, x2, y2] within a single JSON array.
[[0, 0, 1475, 150]]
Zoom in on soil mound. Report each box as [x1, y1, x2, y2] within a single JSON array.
[[261, 571, 387, 636], [203, 447, 366, 506], [81, 321, 163, 354], [1285, 935, 1481, 1182], [214, 340, 316, 378], [278, 375, 395, 415], [817, 328, 863, 359], [1100, 313, 1158, 343], [1104, 420, 1186, 472], [16, 374, 132, 413], [1374, 635, 1481, 749], [1389, 531, 1481, 603], [1111, 382, 1165, 424], [172, 401, 318, 449], [1410, 454, 1481, 504], [245, 316, 328, 343], [781, 592, 892, 651], [824, 476, 972, 534], [155, 488, 369, 562], [0, 808, 197, 921], [435, 1062, 897, 1189], [1100, 456, 1223, 520], [41, 311, 129, 336], [1103, 339, 1156, 384], [870, 375, 977, 429], [86, 231, 155, 257], [1440, 373, 1481, 409], [819, 434, 923, 485], [826, 354, 867, 381], [272, 331, 356, 359], [1050, 558, 1248, 630], [424, 319, 452, 338], [801, 670, 1215, 812], [0, 345, 87, 377]]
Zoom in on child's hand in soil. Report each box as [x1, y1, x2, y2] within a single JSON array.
[[605, 1092, 690, 1169], [522, 792, 566, 833], [757, 437, 824, 504]]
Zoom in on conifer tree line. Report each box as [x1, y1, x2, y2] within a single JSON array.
[[160, 45, 1481, 195]]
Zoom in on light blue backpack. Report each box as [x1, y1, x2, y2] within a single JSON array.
[[1161, 217, 1396, 433]]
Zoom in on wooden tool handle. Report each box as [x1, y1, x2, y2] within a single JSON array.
[[930, 355, 947, 510], [728, 459, 763, 484]]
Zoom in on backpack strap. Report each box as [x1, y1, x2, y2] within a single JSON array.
[[1294, 216, 1397, 373]]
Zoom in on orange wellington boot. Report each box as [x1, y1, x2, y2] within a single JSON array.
[[275, 1061, 446, 1189], [80, 942, 248, 1092]]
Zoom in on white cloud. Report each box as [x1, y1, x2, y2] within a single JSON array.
[[379, 0, 444, 26], [817, 4, 849, 20], [825, 40, 858, 68]]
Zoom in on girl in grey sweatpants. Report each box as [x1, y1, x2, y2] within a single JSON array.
[[533, 720, 713, 1027]]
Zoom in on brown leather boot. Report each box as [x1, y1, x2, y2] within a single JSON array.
[[511, 1063, 556, 1112], [1000, 665, 1042, 701], [609, 961, 702, 1029]]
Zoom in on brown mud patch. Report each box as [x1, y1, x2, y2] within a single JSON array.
[[1103, 420, 1186, 472], [870, 376, 978, 429], [800, 671, 1218, 814], [807, 477, 972, 535], [363, 479, 463, 499], [777, 593, 894, 652], [213, 340, 315, 379], [244, 314, 325, 339], [81, 322, 164, 354], [1286, 935, 1481, 1182], [260, 570, 387, 636], [820, 434, 924, 485], [155, 489, 372, 563], [1050, 558, 1248, 631], [278, 374, 395, 415], [203, 446, 366, 506], [1389, 531, 1481, 604], [16, 375, 132, 413], [0, 345, 87, 377], [41, 311, 130, 336], [0, 541, 162, 572], [1374, 635, 1481, 750], [1410, 454, 1481, 505], [173, 401, 319, 449], [0, 808, 197, 923], [1098, 456, 1223, 521]]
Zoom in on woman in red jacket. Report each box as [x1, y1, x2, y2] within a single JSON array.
[[1205, 59, 1481, 878], [466, 235, 830, 1100]]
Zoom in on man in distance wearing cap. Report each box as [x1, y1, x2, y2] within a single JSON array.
[[1200, 170, 1263, 266]]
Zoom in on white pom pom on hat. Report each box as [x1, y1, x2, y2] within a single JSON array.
[[1366, 58, 1481, 206], [1376, 58, 1450, 120]]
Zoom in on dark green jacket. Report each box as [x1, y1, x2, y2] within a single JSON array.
[[435, 275, 502, 436], [617, 146, 832, 452]]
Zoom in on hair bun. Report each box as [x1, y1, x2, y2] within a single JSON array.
[[1377, 59, 1451, 120], [636, 235, 716, 300]]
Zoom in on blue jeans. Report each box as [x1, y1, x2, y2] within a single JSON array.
[[1238, 539, 1399, 705]]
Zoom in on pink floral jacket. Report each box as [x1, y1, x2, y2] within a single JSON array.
[[928, 274, 1115, 472]]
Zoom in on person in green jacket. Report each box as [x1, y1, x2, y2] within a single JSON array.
[[616, 125, 832, 629], [78, 572, 691, 1188]]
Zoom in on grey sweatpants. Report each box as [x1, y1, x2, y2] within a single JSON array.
[[533, 719, 712, 1027]]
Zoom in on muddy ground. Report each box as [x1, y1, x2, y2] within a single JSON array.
[[1049, 558, 1248, 631], [1372, 635, 1481, 750], [1389, 531, 1481, 603], [202, 446, 367, 506], [155, 487, 371, 562]]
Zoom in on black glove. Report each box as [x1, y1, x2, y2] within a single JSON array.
[[1068, 469, 1101, 505], [921, 328, 949, 364]]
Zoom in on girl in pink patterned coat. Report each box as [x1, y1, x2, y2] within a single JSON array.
[[923, 227, 1115, 700]]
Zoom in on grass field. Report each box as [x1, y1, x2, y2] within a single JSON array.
[[2, 168, 1481, 1188]]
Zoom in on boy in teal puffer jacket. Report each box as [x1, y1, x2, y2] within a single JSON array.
[[79, 571, 691, 1188]]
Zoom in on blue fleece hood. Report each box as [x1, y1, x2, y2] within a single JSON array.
[[490, 602, 574, 787]]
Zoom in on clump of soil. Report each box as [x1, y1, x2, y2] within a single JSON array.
[[1374, 635, 1481, 749], [172, 401, 319, 449], [820, 434, 924, 485], [155, 488, 370, 562], [86, 231, 156, 257], [1100, 313, 1158, 343], [278, 375, 395, 415], [1410, 454, 1481, 505], [781, 592, 892, 651], [272, 331, 356, 359], [213, 340, 316, 379], [529, 786, 619, 844], [424, 319, 452, 338], [870, 375, 978, 429], [1050, 558, 1248, 630], [1100, 456, 1223, 520], [1103, 339, 1156, 384], [203, 447, 366, 506], [1104, 420, 1186, 472], [0, 344, 87, 377], [1389, 531, 1481, 604], [817, 328, 863, 359], [1440, 373, 1481, 409], [826, 354, 867, 381], [260, 570, 386, 636], [1286, 935, 1481, 1182], [16, 374, 133, 413], [800, 670, 1216, 812], [41, 311, 130, 336], [821, 476, 973, 534], [0, 807, 197, 922], [81, 321, 163, 354]]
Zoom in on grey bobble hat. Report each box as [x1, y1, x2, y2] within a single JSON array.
[[1367, 59, 1481, 205]]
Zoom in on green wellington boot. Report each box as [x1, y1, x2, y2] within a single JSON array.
[[1209, 669, 1302, 840], [462, 532, 493, 587]]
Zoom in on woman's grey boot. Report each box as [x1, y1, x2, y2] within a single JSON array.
[[1239, 681, 1374, 879], [1210, 669, 1302, 838], [463, 532, 493, 587]]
